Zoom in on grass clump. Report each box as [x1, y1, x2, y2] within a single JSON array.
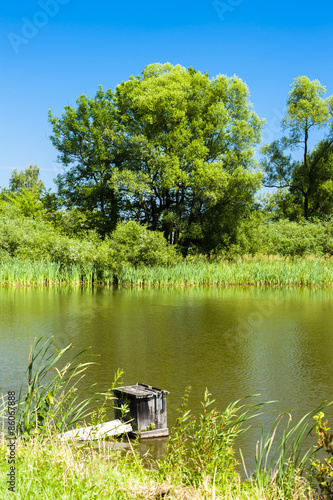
[[252, 405, 333, 499], [0, 434, 161, 499], [0, 398, 319, 499], [0, 431, 317, 499], [1, 336, 122, 440], [160, 387, 265, 490]]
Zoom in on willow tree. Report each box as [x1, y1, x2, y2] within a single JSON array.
[[261, 76, 333, 220], [114, 63, 263, 250], [49, 64, 263, 250]]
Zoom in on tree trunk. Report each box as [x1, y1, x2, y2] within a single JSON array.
[[303, 125, 309, 220], [109, 189, 119, 230], [304, 192, 309, 219]]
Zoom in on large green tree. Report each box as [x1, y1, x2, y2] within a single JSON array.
[[114, 63, 263, 250], [261, 76, 333, 220], [49, 64, 263, 250]]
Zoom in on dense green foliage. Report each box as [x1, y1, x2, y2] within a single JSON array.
[[110, 220, 180, 268], [46, 71, 333, 257], [2, 184, 333, 286], [0, 202, 178, 284], [49, 63, 263, 250], [49, 88, 120, 236], [2, 189, 333, 286], [0, 202, 99, 267]]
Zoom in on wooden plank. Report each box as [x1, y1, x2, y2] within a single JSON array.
[[131, 427, 169, 439], [60, 419, 132, 441]]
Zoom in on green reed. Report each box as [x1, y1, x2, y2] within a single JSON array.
[[0, 336, 122, 439], [252, 402, 333, 497], [0, 259, 101, 286], [117, 255, 333, 287], [1, 254, 333, 286]]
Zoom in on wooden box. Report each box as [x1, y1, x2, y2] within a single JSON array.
[[114, 383, 169, 438]]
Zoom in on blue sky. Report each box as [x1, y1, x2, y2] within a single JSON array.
[[1, 0, 332, 190]]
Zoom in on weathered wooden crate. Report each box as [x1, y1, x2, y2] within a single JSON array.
[[114, 383, 169, 438]]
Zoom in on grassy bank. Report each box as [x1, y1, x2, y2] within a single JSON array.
[[0, 432, 317, 499], [2, 255, 333, 286]]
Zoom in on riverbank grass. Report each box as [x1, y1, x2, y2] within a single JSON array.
[[118, 255, 333, 287], [1, 255, 333, 286], [0, 430, 316, 500]]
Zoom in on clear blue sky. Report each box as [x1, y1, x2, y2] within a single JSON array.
[[1, 0, 332, 190]]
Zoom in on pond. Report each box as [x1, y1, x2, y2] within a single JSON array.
[[1, 285, 333, 472]]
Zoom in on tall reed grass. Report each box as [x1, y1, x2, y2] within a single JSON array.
[[0, 259, 110, 286], [118, 255, 333, 287], [0, 336, 122, 439], [1, 254, 333, 286]]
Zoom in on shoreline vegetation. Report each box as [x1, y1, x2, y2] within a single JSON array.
[[1, 70, 333, 296], [0, 430, 320, 499], [1, 338, 332, 499], [1, 255, 333, 287]]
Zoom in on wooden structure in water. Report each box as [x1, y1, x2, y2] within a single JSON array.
[[114, 383, 170, 438], [60, 419, 132, 441]]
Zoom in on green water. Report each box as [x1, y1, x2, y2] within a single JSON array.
[[1, 285, 333, 470]]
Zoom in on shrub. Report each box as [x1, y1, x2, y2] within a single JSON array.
[[0, 202, 104, 273], [109, 220, 180, 268], [228, 218, 333, 257], [260, 219, 333, 256]]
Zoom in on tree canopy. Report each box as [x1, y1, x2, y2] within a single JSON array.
[[4, 70, 333, 263], [8, 164, 44, 192], [49, 63, 264, 250], [1, 165, 47, 219], [261, 76, 333, 220]]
